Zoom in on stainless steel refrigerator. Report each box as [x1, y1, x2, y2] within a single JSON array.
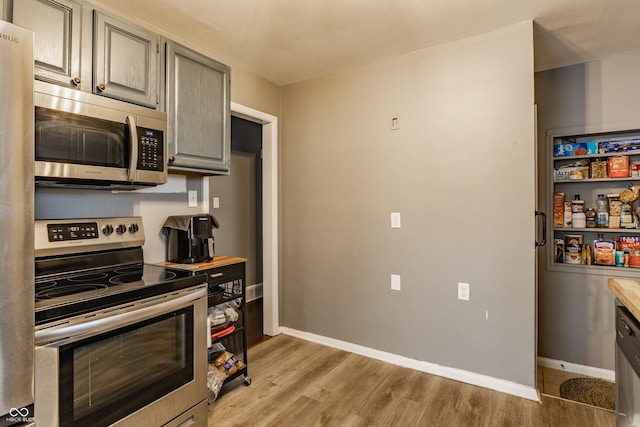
[[0, 20, 34, 427]]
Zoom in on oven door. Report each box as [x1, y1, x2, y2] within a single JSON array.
[[35, 285, 207, 427]]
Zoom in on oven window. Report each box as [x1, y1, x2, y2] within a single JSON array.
[[35, 107, 128, 168], [58, 307, 194, 427]]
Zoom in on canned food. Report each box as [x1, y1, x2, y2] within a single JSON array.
[[564, 234, 583, 264]]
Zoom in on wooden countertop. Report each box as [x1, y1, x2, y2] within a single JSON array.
[[158, 255, 247, 272], [608, 277, 640, 320]]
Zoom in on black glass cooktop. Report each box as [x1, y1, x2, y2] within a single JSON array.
[[35, 262, 205, 325]]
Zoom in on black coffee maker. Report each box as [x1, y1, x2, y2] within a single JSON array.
[[162, 214, 220, 264]]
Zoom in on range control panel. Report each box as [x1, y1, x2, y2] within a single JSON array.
[[35, 217, 145, 257], [47, 222, 99, 241]]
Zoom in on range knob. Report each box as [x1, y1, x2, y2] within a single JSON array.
[[102, 224, 114, 235], [128, 223, 139, 233], [116, 224, 127, 234]]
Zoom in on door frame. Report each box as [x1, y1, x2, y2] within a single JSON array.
[[230, 102, 279, 336]]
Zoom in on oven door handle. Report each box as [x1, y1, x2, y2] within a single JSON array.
[[36, 287, 206, 345]]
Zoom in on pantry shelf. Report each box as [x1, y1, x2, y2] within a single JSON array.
[[550, 262, 640, 278], [554, 227, 640, 234], [555, 177, 640, 184], [553, 150, 640, 161]]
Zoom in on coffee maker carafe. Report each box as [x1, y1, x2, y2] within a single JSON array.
[[162, 214, 220, 263]]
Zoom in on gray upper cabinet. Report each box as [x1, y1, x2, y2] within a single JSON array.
[[12, 0, 82, 88], [93, 12, 159, 108], [9, 1, 160, 108], [165, 41, 230, 174]]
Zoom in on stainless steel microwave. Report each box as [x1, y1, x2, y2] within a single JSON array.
[[34, 81, 167, 189]]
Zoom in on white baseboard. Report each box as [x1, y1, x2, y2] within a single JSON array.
[[537, 356, 615, 382], [280, 327, 540, 402], [246, 283, 263, 302]]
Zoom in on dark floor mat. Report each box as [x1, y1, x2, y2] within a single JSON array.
[[559, 377, 615, 411]]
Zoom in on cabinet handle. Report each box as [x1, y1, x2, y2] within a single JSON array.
[[96, 83, 106, 92], [169, 155, 176, 163], [210, 273, 223, 279], [71, 77, 81, 86]]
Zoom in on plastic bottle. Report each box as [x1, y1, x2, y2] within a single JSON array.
[[614, 237, 624, 267], [595, 194, 609, 228]]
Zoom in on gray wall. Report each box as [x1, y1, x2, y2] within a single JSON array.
[[536, 51, 640, 371], [280, 21, 537, 386], [35, 175, 205, 263], [210, 151, 258, 286]]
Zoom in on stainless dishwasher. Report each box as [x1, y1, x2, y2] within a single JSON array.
[[616, 304, 640, 426]]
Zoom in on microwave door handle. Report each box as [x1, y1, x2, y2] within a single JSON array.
[[126, 115, 138, 181]]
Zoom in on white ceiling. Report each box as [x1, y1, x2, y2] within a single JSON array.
[[93, 0, 640, 86]]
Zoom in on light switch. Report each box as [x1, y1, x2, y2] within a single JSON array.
[[391, 212, 401, 228], [213, 197, 220, 209], [391, 274, 401, 291]]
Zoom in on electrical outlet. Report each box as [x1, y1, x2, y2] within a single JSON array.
[[391, 274, 401, 291], [188, 190, 197, 207], [458, 282, 470, 301]]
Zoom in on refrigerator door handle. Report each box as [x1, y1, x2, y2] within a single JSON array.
[[535, 210, 547, 247]]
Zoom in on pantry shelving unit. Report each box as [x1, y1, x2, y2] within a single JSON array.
[[548, 125, 640, 278]]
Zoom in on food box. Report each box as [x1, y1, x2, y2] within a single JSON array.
[[608, 156, 630, 178], [554, 238, 564, 263], [621, 236, 640, 268], [593, 239, 615, 265], [598, 138, 640, 154], [554, 166, 590, 180], [553, 192, 565, 227], [554, 142, 598, 157], [608, 194, 622, 228], [590, 159, 608, 178], [564, 202, 572, 227]]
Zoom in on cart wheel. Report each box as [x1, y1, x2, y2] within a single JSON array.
[[244, 376, 252, 386]]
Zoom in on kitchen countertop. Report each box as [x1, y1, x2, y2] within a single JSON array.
[[608, 277, 640, 320], [158, 255, 247, 272]]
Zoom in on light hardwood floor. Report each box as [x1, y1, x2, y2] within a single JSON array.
[[208, 335, 615, 426]]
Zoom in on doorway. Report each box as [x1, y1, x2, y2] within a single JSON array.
[[211, 102, 279, 339], [211, 116, 264, 346]]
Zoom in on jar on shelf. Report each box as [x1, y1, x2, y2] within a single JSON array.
[[585, 208, 597, 228]]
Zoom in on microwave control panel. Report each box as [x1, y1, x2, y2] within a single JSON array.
[[137, 127, 164, 171]]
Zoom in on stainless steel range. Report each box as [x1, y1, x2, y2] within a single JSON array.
[[34, 217, 208, 427]]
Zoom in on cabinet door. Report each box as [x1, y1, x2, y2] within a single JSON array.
[[12, 0, 82, 88], [165, 42, 230, 174], [93, 11, 159, 108]]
